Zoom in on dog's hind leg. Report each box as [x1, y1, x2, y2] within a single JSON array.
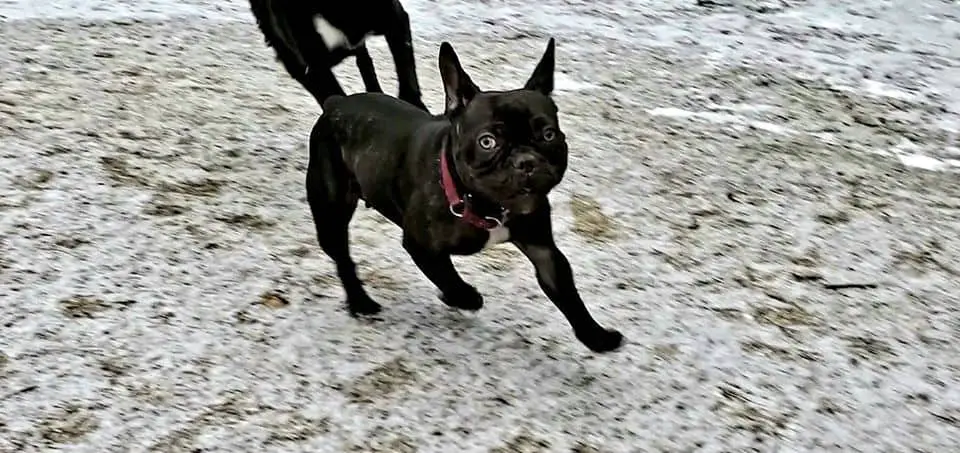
[[303, 66, 347, 107], [383, 3, 426, 111], [354, 45, 384, 94], [307, 119, 381, 316], [282, 11, 347, 106]]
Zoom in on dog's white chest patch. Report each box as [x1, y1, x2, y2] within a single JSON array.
[[313, 15, 366, 51], [483, 226, 511, 249]]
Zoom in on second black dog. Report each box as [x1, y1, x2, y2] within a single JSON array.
[[249, 0, 427, 110], [306, 39, 623, 353]]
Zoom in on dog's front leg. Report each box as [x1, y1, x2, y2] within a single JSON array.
[[402, 235, 483, 310], [354, 45, 384, 93], [511, 213, 624, 353], [384, 6, 427, 111]]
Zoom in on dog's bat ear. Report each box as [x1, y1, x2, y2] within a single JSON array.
[[524, 37, 555, 96], [438, 41, 479, 114]]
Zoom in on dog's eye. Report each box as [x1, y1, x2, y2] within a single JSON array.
[[542, 127, 557, 142], [477, 133, 498, 150]]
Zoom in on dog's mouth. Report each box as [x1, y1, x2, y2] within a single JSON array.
[[504, 190, 541, 215], [478, 168, 559, 216]]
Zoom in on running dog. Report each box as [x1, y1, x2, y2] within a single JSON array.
[[305, 39, 624, 353]]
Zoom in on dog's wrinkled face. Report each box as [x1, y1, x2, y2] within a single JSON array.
[[453, 91, 567, 215], [439, 39, 567, 215]]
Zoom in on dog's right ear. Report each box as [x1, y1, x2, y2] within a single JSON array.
[[438, 42, 479, 114], [524, 38, 555, 95]]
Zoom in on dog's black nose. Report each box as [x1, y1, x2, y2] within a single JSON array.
[[514, 154, 538, 175]]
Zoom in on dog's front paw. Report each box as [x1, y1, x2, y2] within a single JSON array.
[[439, 285, 484, 311], [577, 328, 624, 353], [347, 294, 382, 317]]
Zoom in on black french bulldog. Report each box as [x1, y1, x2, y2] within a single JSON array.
[[306, 38, 624, 353], [249, 0, 427, 110]]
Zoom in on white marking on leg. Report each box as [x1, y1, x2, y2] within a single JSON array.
[[313, 15, 348, 51], [313, 15, 370, 51], [484, 226, 510, 249]]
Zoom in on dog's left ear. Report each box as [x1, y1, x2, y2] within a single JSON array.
[[523, 38, 555, 96]]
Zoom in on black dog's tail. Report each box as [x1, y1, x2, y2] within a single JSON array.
[[249, 0, 310, 84], [249, 0, 349, 107]]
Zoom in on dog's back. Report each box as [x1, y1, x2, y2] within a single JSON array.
[[312, 93, 443, 218], [318, 93, 438, 161], [322, 93, 434, 128]]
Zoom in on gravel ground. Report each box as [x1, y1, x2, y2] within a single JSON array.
[[3, 0, 960, 451]]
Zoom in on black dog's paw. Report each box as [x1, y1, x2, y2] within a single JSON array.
[[347, 294, 382, 317], [439, 285, 484, 311], [577, 328, 624, 353]]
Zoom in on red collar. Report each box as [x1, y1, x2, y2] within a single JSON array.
[[439, 147, 506, 230]]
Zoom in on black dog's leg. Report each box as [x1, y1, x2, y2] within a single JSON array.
[[354, 45, 384, 94], [511, 210, 624, 353], [402, 236, 483, 310], [307, 120, 381, 316], [384, 4, 427, 111], [303, 66, 347, 107]]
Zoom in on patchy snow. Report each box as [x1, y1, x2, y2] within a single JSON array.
[[553, 74, 599, 93], [648, 107, 794, 135], [899, 153, 948, 171], [861, 80, 920, 102], [705, 103, 776, 113], [648, 106, 741, 123], [3, 0, 960, 452]]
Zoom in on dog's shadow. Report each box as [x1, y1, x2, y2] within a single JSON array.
[[347, 293, 644, 411]]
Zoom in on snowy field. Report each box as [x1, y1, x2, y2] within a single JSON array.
[[2, 0, 960, 451]]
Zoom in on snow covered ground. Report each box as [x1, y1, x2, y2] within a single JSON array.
[[2, 0, 960, 451]]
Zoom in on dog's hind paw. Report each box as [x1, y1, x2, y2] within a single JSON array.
[[439, 285, 484, 311], [577, 328, 624, 353], [347, 294, 382, 317]]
